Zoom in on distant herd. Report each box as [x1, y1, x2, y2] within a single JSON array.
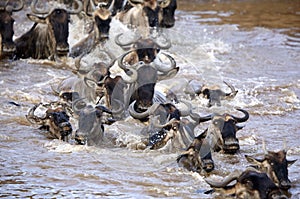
[[1, 0, 296, 198]]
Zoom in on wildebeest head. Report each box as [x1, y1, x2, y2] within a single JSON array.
[[73, 99, 114, 146], [15, 0, 82, 59], [115, 33, 171, 64], [85, 0, 112, 41], [177, 129, 214, 173], [26, 103, 73, 142], [204, 109, 249, 154], [158, 0, 177, 28], [199, 81, 238, 107], [0, 0, 23, 58], [245, 150, 297, 190], [205, 169, 288, 199]]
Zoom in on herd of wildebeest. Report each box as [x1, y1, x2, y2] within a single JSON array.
[[1, 0, 297, 198]]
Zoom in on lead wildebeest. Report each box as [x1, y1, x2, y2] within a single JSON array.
[[245, 144, 297, 190], [26, 102, 73, 142], [0, 0, 23, 59], [14, 0, 83, 60], [192, 109, 249, 154], [70, 0, 113, 57], [205, 169, 288, 199], [116, 36, 178, 117]]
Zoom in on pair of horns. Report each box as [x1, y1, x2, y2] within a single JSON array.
[[31, 0, 83, 15]]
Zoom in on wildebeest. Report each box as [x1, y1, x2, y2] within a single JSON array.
[[192, 109, 249, 154], [198, 81, 238, 107], [177, 129, 214, 173], [245, 147, 297, 190], [26, 103, 73, 142], [70, 0, 113, 57], [115, 0, 177, 36], [116, 40, 178, 116], [131, 101, 210, 151], [72, 98, 115, 146], [14, 0, 83, 60], [205, 169, 288, 199], [0, 0, 23, 59], [115, 0, 159, 37]]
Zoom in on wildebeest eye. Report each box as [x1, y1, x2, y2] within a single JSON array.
[[55, 10, 62, 14]]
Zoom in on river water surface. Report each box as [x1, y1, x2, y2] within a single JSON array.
[[1, 0, 299, 198]]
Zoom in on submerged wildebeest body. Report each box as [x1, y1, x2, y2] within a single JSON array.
[[245, 149, 297, 190], [205, 169, 288, 199], [177, 129, 214, 173], [26, 103, 73, 142], [70, 0, 113, 57], [192, 109, 249, 154], [0, 0, 23, 59], [15, 0, 82, 60]]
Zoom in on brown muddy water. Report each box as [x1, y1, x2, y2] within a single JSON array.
[[1, 0, 299, 198]]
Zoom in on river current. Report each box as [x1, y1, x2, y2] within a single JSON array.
[[0, 0, 299, 198]]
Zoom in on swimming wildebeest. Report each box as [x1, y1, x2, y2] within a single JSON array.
[[15, 0, 83, 59], [0, 0, 23, 59]]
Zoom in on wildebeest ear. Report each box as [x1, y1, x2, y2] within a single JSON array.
[[27, 14, 47, 24], [287, 159, 297, 167], [245, 155, 264, 165]]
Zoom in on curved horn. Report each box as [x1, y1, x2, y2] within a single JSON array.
[[231, 108, 249, 123], [26, 103, 46, 124], [122, 67, 138, 84], [129, 101, 160, 120], [31, 0, 50, 14], [154, 37, 172, 50], [128, 0, 144, 6], [108, 0, 115, 12], [110, 99, 125, 115], [6, 0, 24, 12], [66, 0, 83, 14], [115, 33, 140, 49], [223, 81, 238, 98], [189, 111, 213, 123], [85, 0, 97, 16], [155, 52, 176, 73], [205, 170, 241, 188], [95, 104, 112, 114], [176, 100, 192, 117], [72, 98, 87, 114], [117, 50, 137, 69]]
